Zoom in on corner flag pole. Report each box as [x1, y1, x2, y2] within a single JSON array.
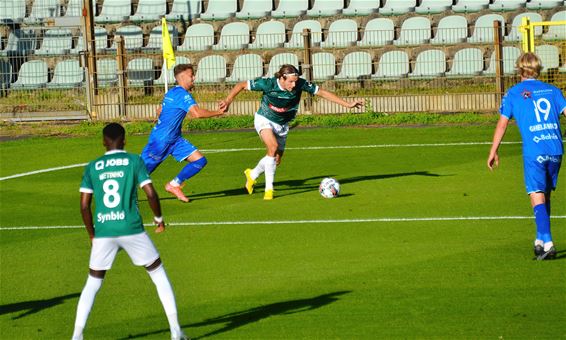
[[162, 17, 176, 92]]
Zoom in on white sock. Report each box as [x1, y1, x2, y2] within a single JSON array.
[[148, 265, 181, 334], [251, 156, 269, 179], [73, 276, 103, 338], [169, 179, 181, 187], [535, 239, 544, 247], [544, 241, 554, 252], [263, 156, 276, 190]]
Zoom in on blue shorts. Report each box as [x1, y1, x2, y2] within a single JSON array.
[[141, 137, 198, 174], [523, 155, 562, 194]]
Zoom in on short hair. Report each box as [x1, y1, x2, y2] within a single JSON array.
[[516, 52, 542, 79], [103, 123, 125, 141], [174, 63, 194, 78], [274, 64, 301, 79]]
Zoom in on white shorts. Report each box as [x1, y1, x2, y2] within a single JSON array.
[[89, 232, 160, 270], [254, 113, 289, 151]]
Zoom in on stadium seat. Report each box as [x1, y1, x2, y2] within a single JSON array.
[[96, 0, 131, 23], [108, 25, 144, 51], [249, 20, 286, 49], [342, 0, 380, 16], [379, 0, 416, 15], [0, 59, 12, 89], [178, 23, 214, 51], [415, 0, 452, 14], [373, 50, 410, 79], [25, 0, 61, 24], [431, 15, 468, 45], [131, 0, 167, 22], [213, 22, 250, 50], [71, 27, 108, 54], [307, 0, 344, 17], [394, 17, 431, 46], [166, 0, 202, 21], [505, 12, 543, 41], [267, 53, 299, 77], [195, 55, 226, 83], [285, 20, 323, 48], [312, 52, 336, 80], [11, 60, 49, 89], [446, 48, 484, 77], [144, 24, 179, 51], [155, 56, 191, 85], [96, 58, 118, 86], [357, 18, 394, 47], [489, 0, 526, 11], [1, 0, 28, 23], [0, 29, 37, 56], [483, 46, 521, 75], [320, 19, 358, 48], [527, 0, 563, 9], [452, 0, 490, 13], [409, 49, 446, 78], [468, 14, 505, 43], [47, 59, 84, 88], [536, 45, 560, 72], [271, 0, 308, 18], [542, 11, 566, 40], [226, 54, 263, 82], [200, 0, 237, 20], [65, 0, 96, 16], [127, 58, 155, 86], [236, 0, 273, 19], [35, 28, 73, 55], [335, 51, 372, 80]]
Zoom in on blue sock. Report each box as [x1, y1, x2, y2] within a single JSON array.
[[533, 203, 552, 243], [174, 157, 207, 185], [545, 200, 551, 216]]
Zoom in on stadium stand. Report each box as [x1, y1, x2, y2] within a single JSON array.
[[127, 57, 155, 86], [373, 50, 410, 79], [335, 51, 372, 80], [320, 19, 358, 48], [467, 13, 505, 43], [195, 55, 226, 82], [452, 0, 490, 13], [144, 24, 179, 51], [178, 23, 214, 51], [236, 0, 273, 19], [543, 11, 566, 40], [446, 47, 484, 77], [380, 0, 416, 15], [307, 0, 344, 17], [95, 0, 131, 23], [96, 58, 118, 86], [71, 26, 108, 54], [155, 56, 191, 84], [166, 0, 202, 21], [357, 18, 395, 47], [312, 52, 336, 80], [409, 49, 447, 78], [35, 28, 73, 55], [394, 17, 432, 46], [483, 46, 522, 75], [505, 12, 543, 41], [249, 20, 286, 49], [0, 59, 12, 89], [489, 0, 527, 11], [130, 0, 167, 22], [342, 0, 379, 16], [65, 0, 96, 17], [47, 59, 83, 88], [285, 20, 323, 48], [271, 0, 308, 18], [267, 52, 299, 76], [526, 0, 563, 9], [0, 29, 37, 56], [213, 22, 250, 50], [416, 0, 453, 14], [536, 44, 560, 71], [226, 53, 263, 82], [431, 15, 468, 44], [25, 0, 61, 24], [108, 25, 144, 51], [200, 0, 237, 20], [11, 59, 48, 89], [1, 0, 27, 23]]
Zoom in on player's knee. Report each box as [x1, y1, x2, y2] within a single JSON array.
[[145, 258, 162, 272], [193, 156, 207, 169], [89, 269, 106, 279]]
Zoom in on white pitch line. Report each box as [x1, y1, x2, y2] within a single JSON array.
[[1, 215, 565, 231], [0, 141, 522, 181]]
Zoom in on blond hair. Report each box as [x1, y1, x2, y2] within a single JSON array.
[[516, 52, 542, 79]]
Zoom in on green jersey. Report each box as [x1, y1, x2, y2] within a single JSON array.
[[80, 150, 151, 238], [248, 77, 318, 125]]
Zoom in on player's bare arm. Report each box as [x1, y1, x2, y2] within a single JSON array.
[[316, 89, 364, 109], [142, 183, 165, 233], [221, 81, 248, 110], [79, 192, 95, 240], [188, 104, 225, 119], [487, 116, 510, 170]]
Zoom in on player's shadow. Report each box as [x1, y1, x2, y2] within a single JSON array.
[[0, 292, 80, 320], [121, 290, 351, 339]]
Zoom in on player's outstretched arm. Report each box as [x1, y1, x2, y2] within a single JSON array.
[[80, 192, 95, 240], [142, 183, 165, 233], [220, 81, 248, 111], [315, 89, 364, 109], [487, 116, 509, 170], [188, 104, 225, 119]]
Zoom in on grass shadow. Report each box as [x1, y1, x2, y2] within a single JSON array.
[[0, 292, 80, 320]]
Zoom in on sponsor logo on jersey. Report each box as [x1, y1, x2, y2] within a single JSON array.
[[268, 103, 289, 113], [95, 158, 130, 170], [97, 210, 125, 223], [521, 90, 531, 99]]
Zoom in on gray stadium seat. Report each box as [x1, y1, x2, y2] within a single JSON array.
[[65, 0, 96, 16], [96, 58, 118, 86], [249, 21, 286, 49], [0, 29, 37, 56], [0, 59, 12, 89], [379, 0, 416, 15], [213, 22, 250, 50], [271, 0, 308, 18], [446, 48, 484, 77], [542, 11, 566, 40], [285, 20, 323, 48], [47, 59, 84, 88], [527, 0, 563, 9], [267, 53, 299, 77], [357, 18, 394, 47], [11, 60, 49, 89], [335, 51, 372, 80], [25, 0, 61, 24], [195, 55, 226, 83], [108, 25, 144, 51], [536, 45, 560, 72], [201, 0, 237, 20], [236, 0, 273, 19], [226, 54, 263, 82], [467, 14, 505, 43], [127, 58, 155, 86], [307, 0, 344, 17], [506, 12, 543, 41], [483, 46, 521, 75], [320, 19, 358, 48], [166, 0, 202, 21], [394, 17, 431, 46], [312, 52, 336, 80], [71, 27, 108, 54], [489, 0, 527, 11], [95, 0, 131, 23], [131, 0, 167, 22], [431, 15, 468, 45], [452, 0, 490, 13], [35, 28, 73, 55], [415, 0, 452, 14], [1, 0, 26, 23], [342, 0, 380, 16], [155, 56, 191, 85], [178, 23, 214, 51], [409, 49, 446, 78], [373, 50, 410, 79], [144, 24, 179, 51]]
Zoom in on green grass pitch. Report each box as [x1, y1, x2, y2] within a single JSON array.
[[1, 125, 565, 339]]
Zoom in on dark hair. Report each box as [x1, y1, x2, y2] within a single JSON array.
[[174, 63, 194, 78], [274, 64, 301, 79], [103, 123, 125, 141]]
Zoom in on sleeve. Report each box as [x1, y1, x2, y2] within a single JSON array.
[[135, 156, 152, 188], [79, 164, 94, 193], [299, 78, 319, 95], [248, 77, 269, 92], [499, 91, 513, 119], [180, 92, 197, 112]]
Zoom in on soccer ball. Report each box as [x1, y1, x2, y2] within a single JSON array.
[[319, 177, 340, 198]]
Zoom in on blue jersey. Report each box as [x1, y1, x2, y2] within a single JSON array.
[[500, 79, 566, 157], [149, 86, 197, 144]]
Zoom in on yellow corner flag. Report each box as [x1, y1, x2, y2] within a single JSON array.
[[162, 18, 176, 70]]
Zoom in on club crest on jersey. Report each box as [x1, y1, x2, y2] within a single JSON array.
[[521, 90, 532, 99]]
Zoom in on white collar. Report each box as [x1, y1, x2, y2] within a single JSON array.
[[105, 149, 126, 155]]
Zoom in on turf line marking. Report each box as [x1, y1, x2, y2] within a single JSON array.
[[0, 141, 522, 181], [1, 215, 565, 230]]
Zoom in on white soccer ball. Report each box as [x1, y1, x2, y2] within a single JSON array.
[[319, 177, 340, 198]]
